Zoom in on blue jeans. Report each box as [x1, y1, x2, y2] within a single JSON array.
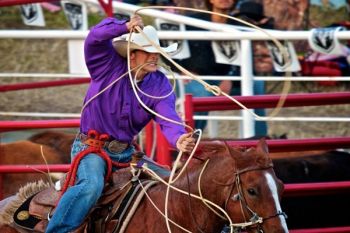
[[46, 137, 170, 233], [253, 80, 267, 136]]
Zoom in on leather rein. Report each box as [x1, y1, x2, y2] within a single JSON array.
[[224, 165, 287, 232]]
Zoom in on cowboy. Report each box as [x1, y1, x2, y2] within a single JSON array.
[[46, 15, 196, 233]]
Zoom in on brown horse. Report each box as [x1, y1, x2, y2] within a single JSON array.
[[28, 130, 329, 160], [28, 130, 76, 157], [0, 140, 70, 199], [0, 139, 288, 232]]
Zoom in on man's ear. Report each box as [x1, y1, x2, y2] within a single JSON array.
[[129, 51, 136, 60]]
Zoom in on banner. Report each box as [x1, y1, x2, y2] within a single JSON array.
[[154, 18, 190, 59], [61, 0, 88, 30], [20, 3, 45, 27], [308, 27, 346, 55], [266, 40, 301, 72], [211, 40, 241, 65]]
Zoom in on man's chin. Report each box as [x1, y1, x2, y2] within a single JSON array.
[[146, 65, 157, 72]]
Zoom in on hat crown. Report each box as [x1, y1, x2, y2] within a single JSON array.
[[113, 25, 178, 57], [129, 25, 160, 47]]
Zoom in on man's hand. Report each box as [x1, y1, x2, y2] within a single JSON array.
[[176, 133, 196, 153], [126, 15, 144, 32]]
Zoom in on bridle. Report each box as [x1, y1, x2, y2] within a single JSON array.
[[223, 165, 287, 233]]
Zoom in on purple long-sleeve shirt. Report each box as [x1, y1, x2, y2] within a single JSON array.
[[80, 18, 186, 147]]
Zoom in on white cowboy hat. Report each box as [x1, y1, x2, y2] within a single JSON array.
[[113, 25, 178, 57]]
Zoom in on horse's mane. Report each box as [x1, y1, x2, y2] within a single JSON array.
[[201, 133, 287, 141], [193, 140, 272, 173], [194, 141, 230, 159], [0, 180, 50, 225], [228, 141, 272, 171]]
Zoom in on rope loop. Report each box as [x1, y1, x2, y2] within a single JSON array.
[[205, 84, 222, 96]]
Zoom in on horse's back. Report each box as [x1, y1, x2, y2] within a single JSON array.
[[28, 130, 75, 158], [0, 140, 65, 164], [0, 140, 67, 198]]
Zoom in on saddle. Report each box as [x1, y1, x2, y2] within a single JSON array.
[[13, 168, 158, 233]]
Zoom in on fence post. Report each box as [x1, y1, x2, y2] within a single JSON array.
[[240, 40, 255, 138], [155, 125, 172, 166], [68, 40, 88, 74], [144, 121, 154, 156], [184, 94, 195, 129]]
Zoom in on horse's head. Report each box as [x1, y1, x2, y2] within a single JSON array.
[[202, 139, 288, 233], [227, 139, 288, 232]]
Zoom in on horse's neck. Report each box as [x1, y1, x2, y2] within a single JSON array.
[[165, 160, 228, 229]]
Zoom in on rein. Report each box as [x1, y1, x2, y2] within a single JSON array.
[[227, 166, 287, 232], [185, 154, 286, 232]]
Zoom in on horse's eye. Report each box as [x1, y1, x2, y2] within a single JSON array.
[[247, 188, 257, 196]]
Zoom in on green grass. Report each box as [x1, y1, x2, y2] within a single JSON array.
[[0, 5, 104, 29], [309, 5, 349, 28]]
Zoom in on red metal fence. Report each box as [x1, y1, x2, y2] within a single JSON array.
[[1, 1, 350, 230]]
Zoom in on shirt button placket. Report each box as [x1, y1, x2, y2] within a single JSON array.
[[120, 102, 130, 129]]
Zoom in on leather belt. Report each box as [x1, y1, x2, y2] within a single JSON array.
[[78, 132, 129, 154]]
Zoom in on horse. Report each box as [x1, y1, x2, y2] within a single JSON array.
[[272, 150, 350, 229], [28, 130, 76, 157], [0, 139, 289, 233], [273, 150, 350, 183], [0, 140, 70, 199]]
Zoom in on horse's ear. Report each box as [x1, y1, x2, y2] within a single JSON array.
[[197, 141, 228, 159], [257, 138, 269, 155]]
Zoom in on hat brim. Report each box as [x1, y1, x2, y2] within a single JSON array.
[[113, 40, 178, 58]]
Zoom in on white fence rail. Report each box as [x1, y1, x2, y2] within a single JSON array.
[[1, 1, 350, 137]]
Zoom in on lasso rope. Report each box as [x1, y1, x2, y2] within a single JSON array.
[[127, 6, 292, 233], [134, 164, 235, 232], [125, 38, 192, 131], [78, 5, 291, 233], [133, 63, 177, 99], [58, 146, 129, 200], [134, 6, 292, 119], [26, 145, 54, 187]]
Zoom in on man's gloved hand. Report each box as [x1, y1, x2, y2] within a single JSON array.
[[126, 14, 144, 32], [176, 132, 196, 153]]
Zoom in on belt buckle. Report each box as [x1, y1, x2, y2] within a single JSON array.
[[108, 140, 127, 153]]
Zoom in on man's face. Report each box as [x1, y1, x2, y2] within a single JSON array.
[[132, 50, 160, 75]]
